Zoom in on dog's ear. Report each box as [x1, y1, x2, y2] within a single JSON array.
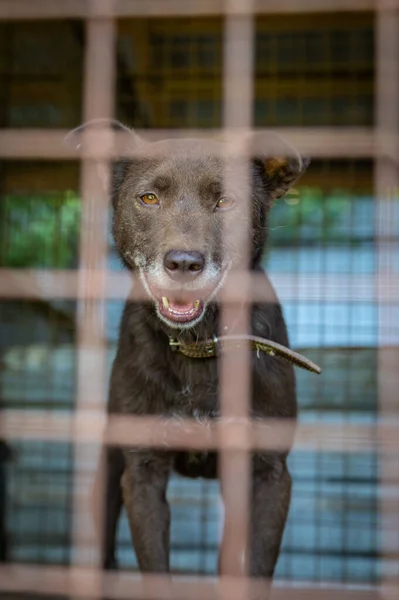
[[64, 118, 138, 158], [250, 132, 310, 200], [64, 119, 141, 207]]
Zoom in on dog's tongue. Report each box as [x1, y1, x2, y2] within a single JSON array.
[[159, 296, 203, 322], [169, 300, 195, 313]]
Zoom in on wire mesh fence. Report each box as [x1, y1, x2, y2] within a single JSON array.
[[0, 1, 398, 599]]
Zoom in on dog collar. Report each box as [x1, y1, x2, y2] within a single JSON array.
[[168, 334, 321, 374]]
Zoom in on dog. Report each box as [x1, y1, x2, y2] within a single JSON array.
[[68, 121, 310, 595]]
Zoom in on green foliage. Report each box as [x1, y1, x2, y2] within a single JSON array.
[[0, 186, 372, 269], [269, 186, 369, 246], [1, 191, 81, 268]]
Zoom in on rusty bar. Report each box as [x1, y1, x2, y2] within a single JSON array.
[[0, 127, 379, 160], [72, 3, 116, 573], [375, 2, 399, 598], [2, 411, 399, 453], [0, 564, 382, 600], [1, 269, 398, 303], [0, 0, 388, 21], [218, 3, 254, 592]]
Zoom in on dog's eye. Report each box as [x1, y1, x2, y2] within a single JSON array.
[[140, 193, 159, 206], [215, 197, 235, 211]]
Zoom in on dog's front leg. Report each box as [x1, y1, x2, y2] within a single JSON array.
[[122, 450, 173, 572], [249, 454, 292, 596]]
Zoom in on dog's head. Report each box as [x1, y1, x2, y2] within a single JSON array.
[[67, 120, 309, 329]]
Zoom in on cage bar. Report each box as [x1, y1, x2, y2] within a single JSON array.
[[72, 1, 116, 574], [0, 564, 383, 600], [2, 412, 399, 453], [0, 128, 379, 160], [375, 4, 399, 598], [1, 270, 398, 303], [217, 4, 254, 592], [0, 0, 386, 21]]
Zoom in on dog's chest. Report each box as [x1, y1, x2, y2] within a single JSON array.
[[171, 366, 220, 420]]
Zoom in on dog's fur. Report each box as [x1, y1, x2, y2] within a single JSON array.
[[70, 121, 310, 594]]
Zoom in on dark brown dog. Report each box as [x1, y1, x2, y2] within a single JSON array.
[[69, 121, 309, 594]]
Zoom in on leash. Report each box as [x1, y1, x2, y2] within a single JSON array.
[[169, 334, 322, 375]]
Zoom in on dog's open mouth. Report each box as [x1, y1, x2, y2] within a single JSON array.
[[158, 296, 204, 324], [137, 263, 230, 328]]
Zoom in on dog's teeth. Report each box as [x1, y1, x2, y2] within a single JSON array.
[[162, 297, 169, 308], [193, 300, 200, 309]]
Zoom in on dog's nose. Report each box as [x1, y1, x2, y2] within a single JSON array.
[[163, 250, 205, 280]]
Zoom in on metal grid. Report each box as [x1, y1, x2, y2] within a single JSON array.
[[0, 0, 398, 599]]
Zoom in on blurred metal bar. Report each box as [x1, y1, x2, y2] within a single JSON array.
[[1, 269, 399, 303], [218, 2, 254, 589], [72, 3, 116, 573], [0, 564, 382, 600], [0, 127, 380, 160], [0, 0, 386, 20], [2, 412, 399, 453], [375, 3, 399, 598]]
